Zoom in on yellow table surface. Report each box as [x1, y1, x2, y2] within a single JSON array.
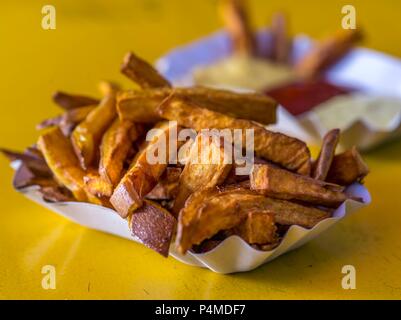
[[1, 0, 401, 300]]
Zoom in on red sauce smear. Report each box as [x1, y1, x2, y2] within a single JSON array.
[[265, 80, 354, 116]]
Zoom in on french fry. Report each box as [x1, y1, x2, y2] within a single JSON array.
[[172, 132, 233, 214], [117, 89, 168, 123], [176, 187, 249, 254], [98, 80, 121, 97], [40, 185, 74, 203], [250, 164, 347, 207], [129, 200, 176, 257], [326, 146, 369, 185], [295, 29, 362, 79], [271, 201, 331, 228], [146, 167, 182, 201], [24, 145, 45, 160], [12, 164, 51, 190], [6, 154, 76, 204], [52, 91, 99, 110], [38, 127, 89, 201], [99, 119, 138, 189], [59, 105, 97, 136], [36, 115, 63, 131], [176, 186, 329, 253], [0, 148, 50, 176], [117, 86, 277, 125], [312, 129, 340, 180], [71, 92, 117, 169], [178, 86, 277, 125], [84, 120, 139, 198], [38, 131, 108, 206], [219, 0, 256, 55], [232, 210, 277, 244], [110, 121, 181, 218], [0, 148, 63, 193], [83, 172, 114, 198], [269, 12, 292, 64], [38, 105, 96, 136], [225, 155, 268, 184], [121, 52, 171, 89], [157, 95, 311, 175]]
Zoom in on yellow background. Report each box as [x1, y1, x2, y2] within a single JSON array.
[[1, 0, 401, 299]]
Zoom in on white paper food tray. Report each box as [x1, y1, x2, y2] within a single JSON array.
[[156, 30, 401, 150]]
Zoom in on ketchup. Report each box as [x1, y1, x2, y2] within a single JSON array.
[[266, 79, 354, 116]]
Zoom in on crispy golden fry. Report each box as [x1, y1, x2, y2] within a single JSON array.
[[110, 166, 146, 216], [232, 210, 277, 244], [327, 146, 369, 185], [177, 186, 329, 253], [99, 119, 137, 189], [0, 148, 50, 175], [38, 105, 97, 136], [271, 201, 331, 228], [250, 164, 347, 207], [146, 167, 182, 200], [295, 29, 362, 79], [38, 127, 89, 201], [0, 148, 63, 193], [225, 156, 268, 184], [36, 115, 63, 130], [26, 145, 44, 158], [71, 92, 117, 169], [40, 185, 74, 203], [172, 133, 233, 214], [157, 95, 311, 175], [178, 87, 277, 125], [98, 80, 121, 96], [117, 86, 277, 125], [121, 52, 171, 89], [129, 200, 176, 257], [52, 91, 99, 110], [269, 12, 292, 64], [59, 105, 97, 135], [7, 155, 74, 203], [176, 188, 248, 254], [312, 129, 340, 180], [110, 121, 181, 218], [37, 129, 108, 206], [219, 0, 256, 55], [218, 185, 331, 229], [11, 164, 52, 190], [84, 172, 114, 198], [117, 89, 168, 123]]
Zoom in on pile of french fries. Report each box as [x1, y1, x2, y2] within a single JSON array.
[[2, 50, 369, 257], [220, 0, 363, 79]]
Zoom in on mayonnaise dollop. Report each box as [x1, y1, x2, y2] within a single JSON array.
[[313, 94, 401, 131], [193, 55, 295, 91]]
